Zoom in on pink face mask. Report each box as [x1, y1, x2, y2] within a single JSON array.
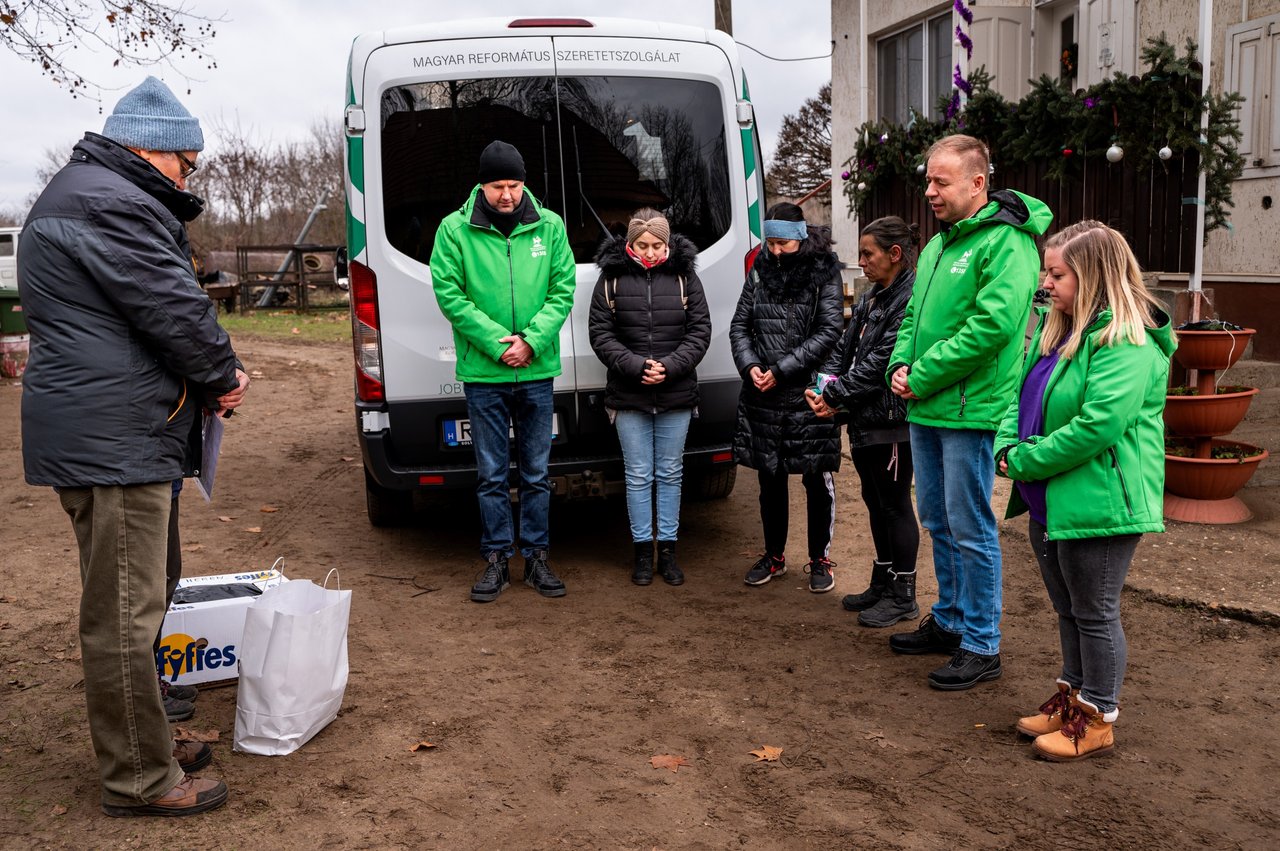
[[626, 242, 668, 269]]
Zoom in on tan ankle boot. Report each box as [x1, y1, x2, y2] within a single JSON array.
[[1016, 679, 1076, 738], [1033, 696, 1117, 761]]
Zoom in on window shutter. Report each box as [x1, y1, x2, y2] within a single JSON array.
[[1268, 23, 1280, 164]]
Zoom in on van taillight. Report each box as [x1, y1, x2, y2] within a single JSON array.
[[350, 260, 384, 403], [508, 18, 593, 27], [744, 244, 762, 277]]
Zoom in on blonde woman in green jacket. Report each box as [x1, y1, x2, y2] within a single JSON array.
[[994, 221, 1174, 762]]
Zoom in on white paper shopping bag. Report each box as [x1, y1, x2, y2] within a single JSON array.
[[233, 571, 351, 756]]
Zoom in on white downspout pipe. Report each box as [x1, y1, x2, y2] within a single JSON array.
[[1190, 0, 1214, 321]]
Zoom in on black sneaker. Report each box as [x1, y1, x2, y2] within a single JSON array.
[[164, 693, 195, 722], [524, 550, 566, 598], [160, 677, 198, 703], [928, 649, 1003, 691], [470, 552, 510, 603], [888, 613, 962, 655], [744, 553, 786, 586], [804, 558, 836, 593]]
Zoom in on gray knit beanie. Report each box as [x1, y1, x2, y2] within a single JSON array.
[[102, 76, 205, 152]]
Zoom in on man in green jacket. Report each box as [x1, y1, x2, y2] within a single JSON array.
[[886, 134, 1052, 689], [430, 141, 577, 603]]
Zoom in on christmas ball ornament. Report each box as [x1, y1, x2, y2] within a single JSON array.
[[856, 182, 867, 191], [1106, 144, 1124, 163], [841, 170, 851, 180], [989, 163, 995, 174], [880, 133, 889, 143], [916, 164, 925, 175], [1062, 148, 1073, 157], [1158, 145, 1173, 161]]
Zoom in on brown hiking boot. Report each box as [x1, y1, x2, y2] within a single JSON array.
[[1033, 697, 1117, 762], [173, 740, 213, 772], [102, 774, 228, 817], [1016, 680, 1077, 738]]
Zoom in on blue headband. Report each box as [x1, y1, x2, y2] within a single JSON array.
[[763, 219, 808, 241]]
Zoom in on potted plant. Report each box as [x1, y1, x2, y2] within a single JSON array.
[[1164, 322, 1267, 524]]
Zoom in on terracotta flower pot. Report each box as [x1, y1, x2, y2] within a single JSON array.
[[1163, 387, 1259, 436], [1164, 439, 1269, 500], [1173, 328, 1255, 371]]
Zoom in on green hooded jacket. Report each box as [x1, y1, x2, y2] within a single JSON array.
[[994, 307, 1176, 540], [887, 189, 1053, 429], [430, 186, 577, 383]]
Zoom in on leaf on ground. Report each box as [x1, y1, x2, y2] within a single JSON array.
[[218, 516, 233, 522], [259, 505, 280, 513], [250, 370, 264, 378], [0, 622, 11, 630], [181, 543, 204, 552], [862, 731, 898, 749], [341, 456, 354, 462], [244, 526, 262, 533], [409, 740, 437, 752], [0, 596, 15, 603], [50, 804, 67, 816], [173, 726, 220, 743], [649, 754, 689, 773], [749, 745, 783, 762]]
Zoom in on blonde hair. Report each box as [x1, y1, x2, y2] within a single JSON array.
[[1040, 220, 1171, 358], [925, 134, 990, 179]]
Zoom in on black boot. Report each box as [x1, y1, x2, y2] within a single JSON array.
[[857, 568, 919, 627], [842, 560, 892, 612], [657, 540, 684, 586], [471, 552, 510, 603], [633, 541, 655, 586]]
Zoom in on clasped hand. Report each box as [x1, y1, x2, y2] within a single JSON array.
[[641, 359, 667, 385], [749, 366, 776, 392]]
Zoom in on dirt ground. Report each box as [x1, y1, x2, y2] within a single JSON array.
[[2, 336, 1278, 850]]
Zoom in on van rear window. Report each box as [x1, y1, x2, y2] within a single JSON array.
[[379, 75, 731, 264], [0, 234, 13, 257]]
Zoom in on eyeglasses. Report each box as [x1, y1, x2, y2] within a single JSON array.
[[174, 151, 198, 179]]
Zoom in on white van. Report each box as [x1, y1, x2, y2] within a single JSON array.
[[343, 16, 765, 525]]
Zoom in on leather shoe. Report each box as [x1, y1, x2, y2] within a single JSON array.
[[173, 740, 212, 772], [927, 649, 1002, 691], [103, 774, 228, 817], [888, 613, 961, 655]]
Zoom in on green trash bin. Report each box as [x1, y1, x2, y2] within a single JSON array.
[[0, 295, 26, 334]]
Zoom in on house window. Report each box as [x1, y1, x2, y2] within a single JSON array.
[[877, 10, 954, 124], [1227, 13, 1280, 177]]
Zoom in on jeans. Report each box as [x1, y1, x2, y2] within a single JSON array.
[[464, 379, 554, 559], [758, 469, 836, 561], [615, 409, 692, 542], [850, 441, 919, 572], [1028, 519, 1139, 713], [60, 482, 185, 807], [910, 424, 1002, 655]]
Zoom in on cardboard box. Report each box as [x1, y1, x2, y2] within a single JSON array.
[[157, 569, 287, 685]]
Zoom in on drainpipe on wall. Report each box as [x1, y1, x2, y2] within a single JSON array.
[[1189, 0, 1214, 322]]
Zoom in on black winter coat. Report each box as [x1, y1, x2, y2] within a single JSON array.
[[589, 234, 711, 412], [821, 268, 913, 448], [729, 232, 844, 474], [19, 133, 239, 487]]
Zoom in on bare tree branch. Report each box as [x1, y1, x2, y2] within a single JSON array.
[[766, 83, 832, 200], [0, 1, 222, 101]]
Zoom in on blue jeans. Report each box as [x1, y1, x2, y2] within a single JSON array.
[[910, 424, 1002, 655], [615, 409, 692, 542], [464, 380, 554, 559], [1028, 519, 1138, 713]]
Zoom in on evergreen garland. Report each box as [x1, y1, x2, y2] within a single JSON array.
[[841, 35, 1245, 238]]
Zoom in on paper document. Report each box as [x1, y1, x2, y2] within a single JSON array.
[[194, 411, 224, 502]]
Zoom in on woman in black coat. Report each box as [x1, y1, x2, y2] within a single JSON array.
[[730, 202, 844, 592], [807, 216, 921, 627], [589, 209, 711, 586]]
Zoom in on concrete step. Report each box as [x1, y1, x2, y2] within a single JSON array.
[[1219, 359, 1280, 390]]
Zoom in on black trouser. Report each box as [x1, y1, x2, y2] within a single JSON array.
[[757, 469, 835, 562], [850, 441, 919, 572]]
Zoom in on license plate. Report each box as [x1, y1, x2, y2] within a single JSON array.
[[442, 413, 561, 447]]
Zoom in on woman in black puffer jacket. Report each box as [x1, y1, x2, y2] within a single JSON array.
[[730, 202, 844, 592], [807, 216, 921, 629], [589, 209, 711, 587]]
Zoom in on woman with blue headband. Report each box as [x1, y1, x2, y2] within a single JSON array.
[[730, 202, 844, 592]]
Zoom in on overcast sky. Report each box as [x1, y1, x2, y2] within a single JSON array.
[[0, 0, 831, 212]]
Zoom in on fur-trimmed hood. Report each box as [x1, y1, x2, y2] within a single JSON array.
[[594, 232, 699, 277]]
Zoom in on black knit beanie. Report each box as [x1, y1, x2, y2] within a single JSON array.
[[478, 140, 526, 183]]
